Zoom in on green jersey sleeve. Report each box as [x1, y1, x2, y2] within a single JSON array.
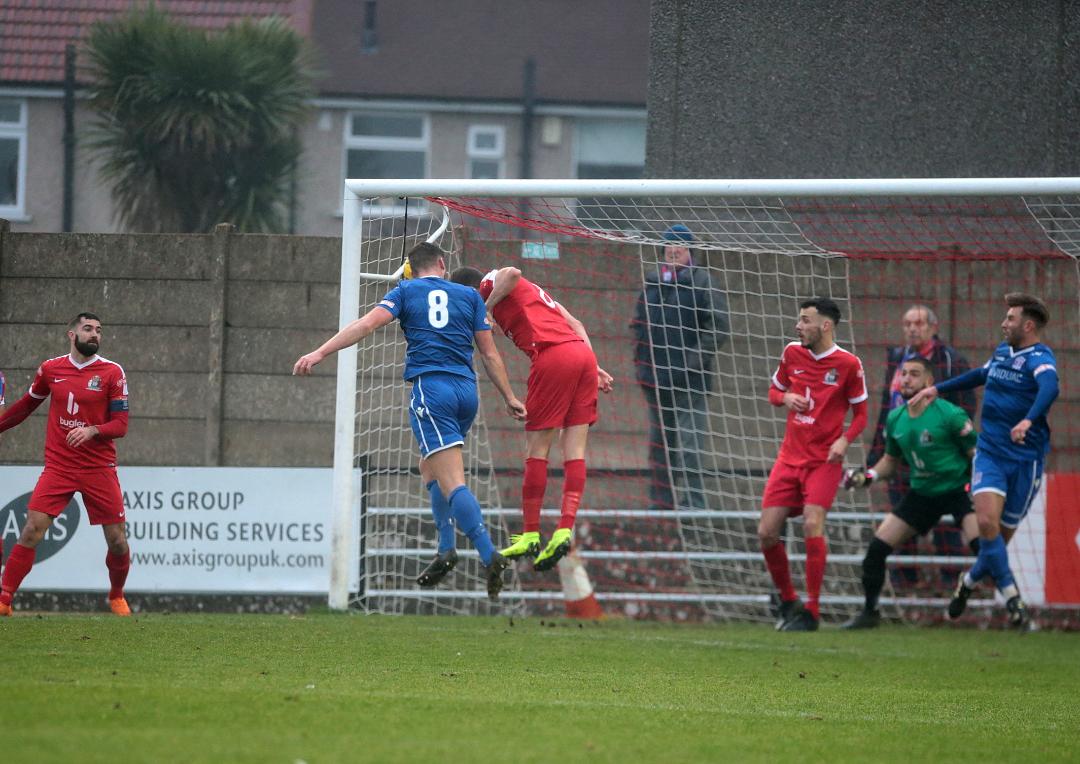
[[884, 406, 904, 459]]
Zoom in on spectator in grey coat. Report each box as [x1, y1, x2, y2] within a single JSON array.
[[631, 225, 730, 510]]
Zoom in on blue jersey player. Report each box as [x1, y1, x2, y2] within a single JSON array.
[[294, 243, 526, 599], [909, 293, 1058, 629]]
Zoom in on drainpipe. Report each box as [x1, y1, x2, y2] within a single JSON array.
[[62, 43, 76, 232]]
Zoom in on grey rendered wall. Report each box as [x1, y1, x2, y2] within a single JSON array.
[[647, 0, 1080, 178], [0, 224, 342, 467]]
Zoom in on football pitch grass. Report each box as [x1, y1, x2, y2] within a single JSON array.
[[2, 613, 1077, 763]]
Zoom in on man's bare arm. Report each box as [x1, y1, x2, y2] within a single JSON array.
[[474, 330, 526, 419], [293, 307, 395, 375]]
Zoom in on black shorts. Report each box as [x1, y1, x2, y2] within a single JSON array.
[[893, 487, 973, 536]]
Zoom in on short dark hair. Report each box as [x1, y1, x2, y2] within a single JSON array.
[[68, 312, 101, 329], [1005, 292, 1049, 329], [450, 266, 484, 289], [799, 297, 842, 325], [406, 242, 445, 275], [901, 355, 934, 378]]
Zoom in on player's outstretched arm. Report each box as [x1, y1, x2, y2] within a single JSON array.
[[474, 330, 526, 420], [931, 365, 988, 397], [293, 307, 395, 376], [0, 391, 46, 434], [484, 267, 521, 310], [906, 384, 938, 408]]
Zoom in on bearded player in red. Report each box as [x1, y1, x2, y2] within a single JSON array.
[[0, 313, 132, 616], [761, 298, 868, 631], [451, 265, 613, 571]]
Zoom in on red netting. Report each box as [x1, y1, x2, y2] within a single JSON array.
[[440, 193, 1079, 626]]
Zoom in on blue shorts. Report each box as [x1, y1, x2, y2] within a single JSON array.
[[971, 449, 1044, 529], [407, 373, 478, 458]]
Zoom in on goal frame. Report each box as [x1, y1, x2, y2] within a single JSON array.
[[328, 176, 1080, 610]]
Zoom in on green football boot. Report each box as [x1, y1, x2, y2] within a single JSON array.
[[533, 527, 572, 572], [500, 531, 542, 560]]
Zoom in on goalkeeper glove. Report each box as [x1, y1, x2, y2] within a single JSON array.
[[843, 467, 876, 490], [401, 260, 413, 280]]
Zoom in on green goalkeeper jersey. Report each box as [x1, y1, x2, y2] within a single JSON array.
[[884, 398, 978, 496]]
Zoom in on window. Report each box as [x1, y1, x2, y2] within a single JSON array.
[[344, 111, 428, 183], [0, 98, 27, 218], [574, 118, 645, 230], [574, 118, 645, 179], [467, 125, 504, 179], [343, 111, 429, 212]]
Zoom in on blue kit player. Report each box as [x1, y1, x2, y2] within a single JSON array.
[[294, 242, 527, 599], [909, 293, 1058, 629]]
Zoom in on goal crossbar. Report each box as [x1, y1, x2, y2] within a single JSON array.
[[345, 177, 1080, 199]]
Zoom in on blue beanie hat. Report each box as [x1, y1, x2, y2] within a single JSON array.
[[662, 224, 694, 243]]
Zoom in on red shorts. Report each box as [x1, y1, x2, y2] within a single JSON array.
[[29, 467, 125, 525], [761, 460, 843, 513], [525, 341, 599, 431]]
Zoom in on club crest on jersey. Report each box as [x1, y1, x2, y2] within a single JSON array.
[[919, 429, 933, 446], [823, 368, 838, 385], [87, 375, 102, 391], [1011, 357, 1025, 370]]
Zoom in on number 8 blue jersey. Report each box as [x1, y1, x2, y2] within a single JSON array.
[[377, 276, 491, 381]]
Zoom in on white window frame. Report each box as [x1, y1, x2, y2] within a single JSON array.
[[466, 124, 504, 179], [341, 110, 431, 215], [0, 97, 28, 220]]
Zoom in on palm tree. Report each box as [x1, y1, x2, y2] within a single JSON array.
[[84, 7, 316, 233]]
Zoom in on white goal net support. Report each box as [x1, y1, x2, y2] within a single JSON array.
[[329, 179, 1080, 626]]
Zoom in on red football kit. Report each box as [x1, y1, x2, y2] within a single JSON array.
[[762, 342, 868, 511], [0, 354, 130, 524], [479, 272, 598, 432]]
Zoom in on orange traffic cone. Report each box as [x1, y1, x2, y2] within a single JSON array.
[[557, 550, 603, 619]]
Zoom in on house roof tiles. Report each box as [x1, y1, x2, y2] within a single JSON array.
[[0, 0, 308, 85]]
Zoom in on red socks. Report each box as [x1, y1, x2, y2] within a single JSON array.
[[521, 457, 548, 533], [106, 550, 131, 600], [558, 459, 586, 530], [0, 543, 36, 606], [522, 458, 587, 532], [762, 542, 797, 603], [804, 536, 827, 619], [764, 537, 828, 618]]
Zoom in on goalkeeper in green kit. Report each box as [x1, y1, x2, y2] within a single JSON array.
[[841, 356, 980, 629]]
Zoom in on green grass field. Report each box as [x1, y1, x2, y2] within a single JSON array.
[[2, 613, 1077, 763]]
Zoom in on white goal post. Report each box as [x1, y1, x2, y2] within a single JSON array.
[[328, 177, 1080, 623]]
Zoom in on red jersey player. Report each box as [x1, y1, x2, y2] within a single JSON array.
[[760, 297, 868, 631], [0, 313, 132, 616], [451, 265, 613, 571]]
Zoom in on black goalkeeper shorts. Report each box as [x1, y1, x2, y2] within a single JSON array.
[[892, 487, 973, 536]]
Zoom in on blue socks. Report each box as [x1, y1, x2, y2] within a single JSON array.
[[426, 480, 456, 554], [967, 534, 1015, 592], [448, 485, 495, 565]]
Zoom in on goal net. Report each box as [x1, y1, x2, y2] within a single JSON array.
[[331, 179, 1080, 626]]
